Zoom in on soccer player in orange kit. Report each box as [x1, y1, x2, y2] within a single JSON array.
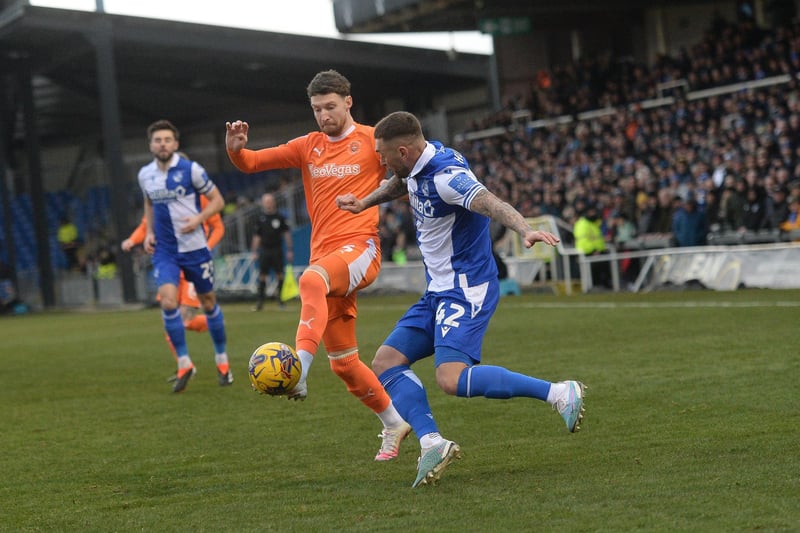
[[225, 69, 411, 461], [121, 194, 231, 384]]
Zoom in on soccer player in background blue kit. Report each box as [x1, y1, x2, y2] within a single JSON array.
[[139, 120, 231, 393], [337, 111, 586, 487]]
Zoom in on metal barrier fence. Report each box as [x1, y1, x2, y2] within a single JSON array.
[[217, 183, 309, 257]]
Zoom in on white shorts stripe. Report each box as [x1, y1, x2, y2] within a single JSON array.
[[347, 238, 378, 295]]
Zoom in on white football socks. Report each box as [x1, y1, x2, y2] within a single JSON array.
[[546, 382, 566, 405], [297, 349, 314, 382], [376, 403, 405, 428], [420, 432, 444, 451]]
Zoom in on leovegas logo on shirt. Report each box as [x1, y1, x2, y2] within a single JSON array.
[[307, 163, 361, 178]]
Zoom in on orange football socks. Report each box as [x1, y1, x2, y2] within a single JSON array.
[[295, 271, 328, 355], [184, 315, 208, 332], [330, 352, 392, 413]]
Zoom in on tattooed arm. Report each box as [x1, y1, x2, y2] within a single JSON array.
[[469, 189, 560, 248], [336, 175, 407, 214]]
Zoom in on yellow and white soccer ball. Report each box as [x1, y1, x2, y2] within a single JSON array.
[[248, 342, 302, 396]]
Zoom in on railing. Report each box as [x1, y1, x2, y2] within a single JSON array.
[[217, 181, 309, 257], [502, 216, 800, 294], [577, 240, 800, 293]]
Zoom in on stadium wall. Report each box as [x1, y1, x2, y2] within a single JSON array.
[[16, 241, 798, 311], [11, 116, 318, 196], [488, 1, 745, 109], [644, 1, 738, 62], [429, 85, 491, 138], [493, 32, 551, 103], [358, 244, 800, 295]]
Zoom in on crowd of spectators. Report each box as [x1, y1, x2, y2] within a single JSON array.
[[390, 15, 794, 269], [81, 16, 799, 272], [380, 78, 800, 265], [366, 18, 800, 270], [458, 81, 800, 251], [72, 15, 796, 271], [470, 16, 800, 130]]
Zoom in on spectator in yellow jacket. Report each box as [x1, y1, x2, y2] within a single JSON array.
[[574, 204, 607, 255], [573, 203, 611, 288]]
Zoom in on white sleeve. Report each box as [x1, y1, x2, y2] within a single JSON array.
[[191, 161, 215, 195], [433, 167, 486, 209]]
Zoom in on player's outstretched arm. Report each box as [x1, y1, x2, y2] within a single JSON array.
[[226, 120, 281, 174], [225, 120, 249, 152], [336, 175, 406, 214], [205, 212, 225, 250], [470, 189, 560, 248], [199, 195, 225, 249], [122, 216, 147, 251]]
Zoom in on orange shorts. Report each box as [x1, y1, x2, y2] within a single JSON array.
[[178, 274, 200, 308], [310, 237, 381, 352], [155, 271, 200, 308]]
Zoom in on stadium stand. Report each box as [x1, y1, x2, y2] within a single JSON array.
[[5, 2, 800, 304], [468, 17, 800, 128], [452, 18, 800, 257], [5, 17, 800, 277]]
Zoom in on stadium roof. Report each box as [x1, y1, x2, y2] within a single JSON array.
[[333, 0, 725, 33], [0, 1, 489, 306], [0, 2, 490, 146]]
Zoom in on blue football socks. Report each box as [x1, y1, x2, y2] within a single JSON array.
[[457, 365, 550, 400], [163, 308, 188, 357], [205, 304, 227, 354], [379, 365, 439, 438]]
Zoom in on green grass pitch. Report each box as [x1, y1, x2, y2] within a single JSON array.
[[1, 289, 798, 532]]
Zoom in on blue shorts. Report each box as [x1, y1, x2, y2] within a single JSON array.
[[383, 278, 499, 367], [153, 248, 215, 295]]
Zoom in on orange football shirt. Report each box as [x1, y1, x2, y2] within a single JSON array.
[[227, 123, 385, 262]]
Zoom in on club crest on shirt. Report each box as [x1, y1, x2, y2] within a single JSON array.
[[172, 171, 184, 183], [349, 141, 360, 154], [419, 179, 430, 197]]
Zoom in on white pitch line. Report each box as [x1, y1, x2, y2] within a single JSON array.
[[496, 301, 800, 309], [358, 300, 800, 311]]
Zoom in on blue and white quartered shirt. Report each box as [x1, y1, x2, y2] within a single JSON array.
[[137, 153, 215, 260], [405, 141, 498, 292]]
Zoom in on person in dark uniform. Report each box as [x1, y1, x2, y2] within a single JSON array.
[[251, 192, 293, 310]]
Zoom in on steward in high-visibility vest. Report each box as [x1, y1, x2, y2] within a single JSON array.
[[573, 204, 606, 255], [573, 203, 612, 289]]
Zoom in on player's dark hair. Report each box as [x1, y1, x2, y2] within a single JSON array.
[[374, 111, 422, 141], [147, 119, 179, 142], [306, 69, 351, 98]]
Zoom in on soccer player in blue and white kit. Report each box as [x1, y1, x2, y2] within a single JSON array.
[[139, 120, 231, 393], [337, 111, 586, 487]]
